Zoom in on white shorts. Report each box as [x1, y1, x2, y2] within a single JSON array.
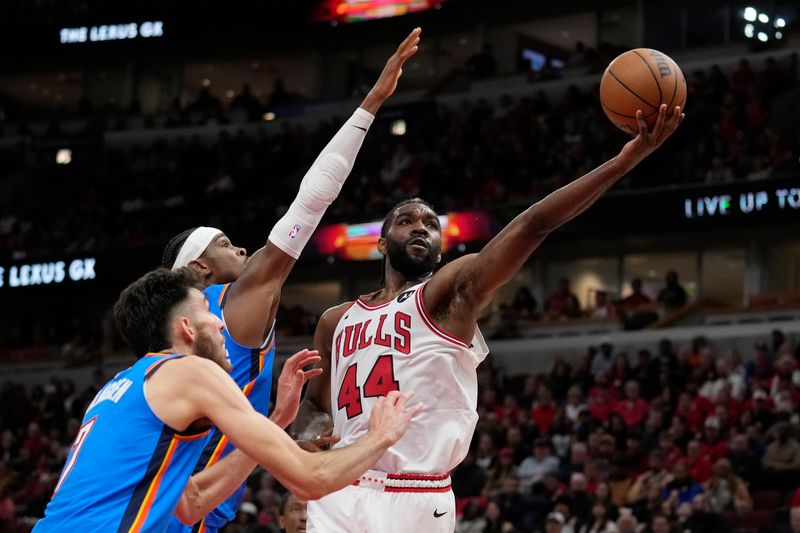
[[307, 470, 456, 533]]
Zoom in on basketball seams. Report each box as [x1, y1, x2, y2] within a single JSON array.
[[606, 68, 659, 111], [631, 49, 663, 106], [664, 57, 679, 110], [600, 99, 658, 120]]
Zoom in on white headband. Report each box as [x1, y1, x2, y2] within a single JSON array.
[[171, 226, 223, 271]]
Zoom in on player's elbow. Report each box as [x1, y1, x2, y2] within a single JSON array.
[[302, 466, 335, 501], [525, 206, 556, 236], [290, 482, 323, 502]]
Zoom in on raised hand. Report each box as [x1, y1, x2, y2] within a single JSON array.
[[367, 390, 423, 446], [618, 104, 684, 170], [361, 28, 422, 113], [270, 349, 322, 429]]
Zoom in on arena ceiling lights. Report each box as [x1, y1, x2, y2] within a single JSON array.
[[742, 7, 786, 41]]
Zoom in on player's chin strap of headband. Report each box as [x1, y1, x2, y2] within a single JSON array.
[[171, 226, 223, 271]]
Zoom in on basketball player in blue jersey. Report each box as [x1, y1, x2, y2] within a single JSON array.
[[294, 104, 684, 532], [35, 268, 422, 532], [161, 28, 422, 533]]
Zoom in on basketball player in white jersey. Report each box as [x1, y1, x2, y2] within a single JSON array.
[[294, 104, 684, 532]]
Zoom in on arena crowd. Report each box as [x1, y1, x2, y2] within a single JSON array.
[[2, 329, 800, 532]]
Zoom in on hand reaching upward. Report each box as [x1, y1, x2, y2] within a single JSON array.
[[270, 349, 322, 429], [360, 28, 422, 114]]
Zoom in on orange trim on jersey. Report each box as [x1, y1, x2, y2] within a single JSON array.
[[206, 434, 229, 468], [414, 284, 469, 348], [218, 283, 232, 306], [127, 435, 181, 532], [144, 354, 184, 377], [174, 428, 212, 441], [196, 520, 207, 533], [200, 380, 254, 469], [258, 338, 274, 373]]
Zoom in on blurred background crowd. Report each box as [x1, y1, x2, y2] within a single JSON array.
[[4, 330, 800, 532]]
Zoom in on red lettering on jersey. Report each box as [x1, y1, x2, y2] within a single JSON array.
[[375, 314, 391, 347], [334, 330, 343, 367], [394, 312, 411, 355], [342, 323, 362, 358], [358, 319, 373, 350]]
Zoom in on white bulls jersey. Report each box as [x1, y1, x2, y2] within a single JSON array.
[[329, 280, 489, 474]]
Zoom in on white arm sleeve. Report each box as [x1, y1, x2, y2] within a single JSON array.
[[268, 108, 374, 259]]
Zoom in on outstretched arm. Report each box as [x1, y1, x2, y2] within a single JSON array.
[[150, 357, 421, 525], [426, 105, 684, 338], [223, 29, 422, 347], [173, 349, 319, 524]]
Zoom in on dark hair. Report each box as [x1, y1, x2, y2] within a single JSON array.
[[378, 197, 436, 285], [162, 227, 199, 268], [380, 197, 436, 238], [279, 491, 301, 514], [113, 268, 203, 358]]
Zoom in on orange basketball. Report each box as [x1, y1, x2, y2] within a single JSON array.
[[600, 48, 686, 134]]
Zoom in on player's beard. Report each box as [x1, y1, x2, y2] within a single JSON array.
[[385, 237, 438, 278], [196, 328, 231, 372]]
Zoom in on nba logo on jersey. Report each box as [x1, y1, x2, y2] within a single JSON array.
[[288, 224, 302, 239]]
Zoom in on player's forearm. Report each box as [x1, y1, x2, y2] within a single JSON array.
[[303, 431, 392, 498], [460, 156, 628, 304], [359, 91, 387, 116], [177, 449, 257, 525], [525, 155, 627, 235], [270, 404, 294, 430]]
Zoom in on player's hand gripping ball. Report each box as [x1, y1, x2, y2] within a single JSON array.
[[600, 48, 686, 134]]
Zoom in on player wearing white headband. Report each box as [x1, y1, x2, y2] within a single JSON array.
[[161, 29, 422, 533]]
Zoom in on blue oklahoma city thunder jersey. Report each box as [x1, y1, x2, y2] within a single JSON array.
[[167, 282, 276, 533], [35, 354, 210, 533]]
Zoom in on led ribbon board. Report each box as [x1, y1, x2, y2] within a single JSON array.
[[313, 211, 493, 261]]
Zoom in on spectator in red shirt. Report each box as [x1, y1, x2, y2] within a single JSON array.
[[545, 278, 581, 319], [21, 422, 46, 462], [685, 440, 713, 483], [588, 371, 616, 423], [614, 380, 650, 428], [496, 393, 522, 424], [618, 278, 652, 310], [658, 432, 685, 469], [610, 353, 633, 390], [742, 389, 776, 430], [675, 390, 714, 432], [531, 387, 558, 435], [699, 416, 728, 464]]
